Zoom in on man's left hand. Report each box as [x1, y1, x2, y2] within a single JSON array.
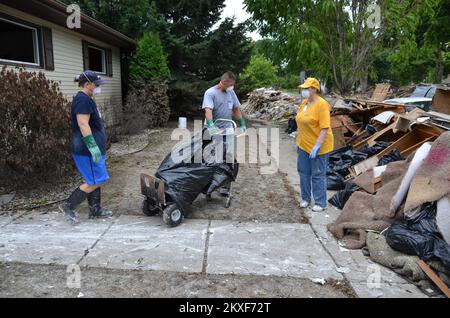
[[239, 117, 247, 133]]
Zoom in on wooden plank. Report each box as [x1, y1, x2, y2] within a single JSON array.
[[351, 156, 380, 176], [417, 260, 450, 298], [353, 122, 396, 149], [371, 83, 391, 102]]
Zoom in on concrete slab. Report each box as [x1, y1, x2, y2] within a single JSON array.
[[0, 210, 112, 266], [0, 211, 28, 228], [80, 215, 208, 273], [207, 220, 343, 280], [311, 220, 412, 285], [0, 193, 15, 205], [303, 204, 341, 225], [352, 282, 428, 298]]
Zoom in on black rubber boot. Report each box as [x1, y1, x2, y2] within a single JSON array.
[[59, 188, 88, 225], [87, 188, 113, 219]]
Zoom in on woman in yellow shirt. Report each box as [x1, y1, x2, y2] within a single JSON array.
[[295, 78, 334, 212]]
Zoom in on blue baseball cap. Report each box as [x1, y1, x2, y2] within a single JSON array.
[[76, 70, 107, 86]]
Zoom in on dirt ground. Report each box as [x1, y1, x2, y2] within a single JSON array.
[[0, 121, 353, 298], [0, 262, 354, 298], [100, 122, 306, 224]]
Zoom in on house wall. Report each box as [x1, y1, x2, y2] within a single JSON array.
[[0, 4, 123, 128]]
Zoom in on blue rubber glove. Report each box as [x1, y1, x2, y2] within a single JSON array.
[[309, 144, 321, 159]]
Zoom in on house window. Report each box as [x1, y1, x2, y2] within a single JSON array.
[[82, 41, 113, 77], [0, 17, 40, 66], [88, 45, 106, 74]]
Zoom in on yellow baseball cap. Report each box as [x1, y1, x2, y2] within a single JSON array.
[[299, 77, 321, 92]]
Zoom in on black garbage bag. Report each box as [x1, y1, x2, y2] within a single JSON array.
[[328, 147, 368, 178], [361, 141, 391, 157], [365, 124, 378, 136], [378, 149, 405, 166], [327, 171, 346, 191], [285, 117, 297, 134], [328, 181, 361, 209], [156, 129, 238, 214], [385, 202, 450, 269], [341, 149, 368, 165]]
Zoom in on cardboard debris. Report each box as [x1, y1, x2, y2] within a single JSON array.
[[432, 86, 450, 115]]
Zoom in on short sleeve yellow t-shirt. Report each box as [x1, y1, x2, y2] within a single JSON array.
[[295, 96, 334, 155]]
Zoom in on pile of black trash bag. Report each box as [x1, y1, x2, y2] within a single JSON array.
[[386, 202, 450, 270], [285, 117, 297, 134], [327, 141, 406, 192], [327, 141, 389, 191], [326, 141, 406, 210], [328, 181, 360, 210], [156, 129, 238, 214]]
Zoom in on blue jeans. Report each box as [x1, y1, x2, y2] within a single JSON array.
[[297, 147, 329, 208]]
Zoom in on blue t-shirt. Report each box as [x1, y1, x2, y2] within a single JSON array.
[[71, 91, 107, 156]]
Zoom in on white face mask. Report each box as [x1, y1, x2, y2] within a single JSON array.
[[301, 89, 310, 99], [93, 87, 102, 96], [226, 86, 234, 92]]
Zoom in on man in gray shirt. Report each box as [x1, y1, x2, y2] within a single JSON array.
[[202, 71, 246, 196], [202, 71, 247, 132]]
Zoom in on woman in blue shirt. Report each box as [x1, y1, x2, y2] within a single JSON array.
[[59, 70, 112, 225]]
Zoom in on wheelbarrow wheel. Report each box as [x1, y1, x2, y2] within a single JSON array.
[[163, 204, 184, 227], [142, 199, 159, 216]]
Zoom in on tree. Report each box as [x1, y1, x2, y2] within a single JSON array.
[[154, 0, 226, 76], [239, 55, 279, 93], [60, 0, 158, 39], [244, 0, 406, 93], [378, 0, 449, 85], [129, 33, 171, 82], [202, 18, 253, 79]]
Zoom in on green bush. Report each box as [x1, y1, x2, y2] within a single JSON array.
[[239, 55, 279, 94], [0, 67, 73, 185], [275, 73, 300, 90], [129, 33, 171, 82]]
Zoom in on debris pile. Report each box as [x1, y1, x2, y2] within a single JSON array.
[[122, 81, 170, 135], [242, 83, 450, 296], [241, 88, 298, 121]]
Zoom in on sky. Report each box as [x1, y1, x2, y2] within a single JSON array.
[[218, 0, 262, 41]]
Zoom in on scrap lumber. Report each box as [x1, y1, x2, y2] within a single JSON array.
[[371, 83, 391, 102], [418, 260, 450, 298], [432, 86, 450, 115], [350, 124, 442, 176], [393, 108, 429, 133]]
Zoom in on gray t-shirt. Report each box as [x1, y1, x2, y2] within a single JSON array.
[[202, 86, 241, 129]]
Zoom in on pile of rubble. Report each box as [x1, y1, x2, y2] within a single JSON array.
[[241, 88, 298, 122], [122, 81, 170, 135]]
